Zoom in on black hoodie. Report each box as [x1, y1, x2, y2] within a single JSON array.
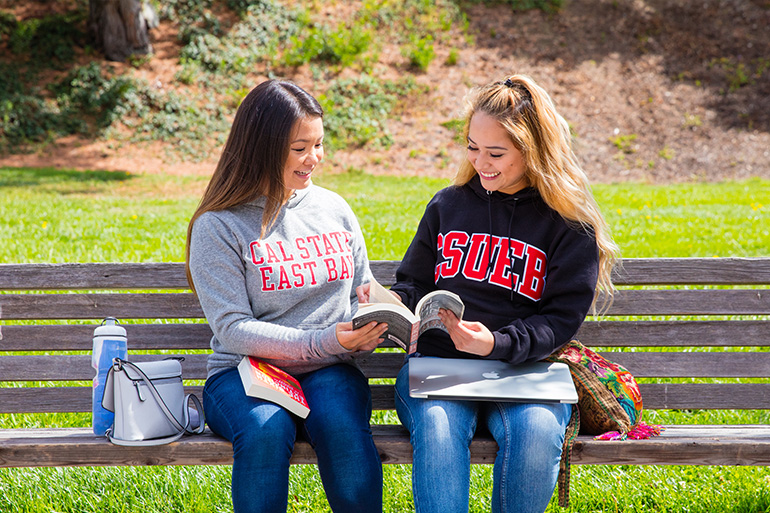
[[391, 174, 599, 364]]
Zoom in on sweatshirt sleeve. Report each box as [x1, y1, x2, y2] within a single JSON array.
[[486, 226, 599, 364], [189, 213, 347, 361]]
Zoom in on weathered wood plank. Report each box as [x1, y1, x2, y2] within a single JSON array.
[[596, 351, 770, 378], [0, 352, 407, 381], [2, 424, 769, 468], [603, 288, 770, 316], [0, 293, 205, 320], [5, 320, 770, 352], [640, 383, 770, 409], [4, 288, 770, 321], [576, 320, 770, 347], [611, 258, 770, 286], [2, 382, 769, 414], [0, 323, 214, 351], [571, 425, 770, 466], [4, 259, 770, 291], [0, 263, 189, 290], [4, 351, 768, 382]]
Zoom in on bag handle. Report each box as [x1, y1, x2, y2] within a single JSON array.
[[107, 358, 205, 447]]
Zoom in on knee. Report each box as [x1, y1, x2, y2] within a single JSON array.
[[492, 404, 568, 462], [233, 407, 296, 459], [412, 404, 474, 450]]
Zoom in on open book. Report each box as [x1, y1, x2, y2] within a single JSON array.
[[237, 356, 310, 418], [353, 279, 465, 354]]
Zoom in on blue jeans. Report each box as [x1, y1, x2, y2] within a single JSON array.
[[394, 359, 571, 513], [204, 363, 383, 513]]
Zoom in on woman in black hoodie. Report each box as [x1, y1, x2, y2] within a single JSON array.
[[387, 75, 619, 513]]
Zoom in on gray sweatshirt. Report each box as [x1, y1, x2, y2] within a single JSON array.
[[189, 184, 373, 379]]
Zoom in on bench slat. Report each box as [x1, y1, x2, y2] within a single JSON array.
[[605, 288, 770, 315], [0, 324, 214, 351], [5, 288, 770, 321], [611, 257, 770, 285], [3, 259, 770, 291], [0, 293, 205, 320], [0, 263, 189, 290], [2, 383, 769, 414], [3, 352, 768, 382], [2, 424, 770, 468], [4, 320, 770, 352], [576, 320, 770, 347]]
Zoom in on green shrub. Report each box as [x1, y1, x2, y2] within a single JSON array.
[[462, 0, 563, 12], [282, 22, 374, 68], [319, 76, 398, 150], [8, 12, 85, 65], [0, 10, 17, 37], [404, 34, 435, 71], [177, 0, 301, 79], [50, 62, 138, 130]]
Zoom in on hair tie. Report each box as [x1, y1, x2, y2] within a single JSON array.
[[503, 78, 532, 101]]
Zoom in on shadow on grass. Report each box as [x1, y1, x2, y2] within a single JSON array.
[[0, 167, 134, 190]]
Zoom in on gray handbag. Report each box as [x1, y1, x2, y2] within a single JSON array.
[[102, 358, 205, 446]]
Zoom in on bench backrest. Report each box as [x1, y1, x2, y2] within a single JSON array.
[[2, 258, 770, 417]]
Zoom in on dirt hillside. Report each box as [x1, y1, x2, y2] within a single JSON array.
[[2, 0, 769, 184]]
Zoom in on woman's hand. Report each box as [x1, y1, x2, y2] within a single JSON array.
[[356, 282, 403, 304], [355, 283, 372, 303], [336, 321, 388, 352], [437, 308, 495, 357]]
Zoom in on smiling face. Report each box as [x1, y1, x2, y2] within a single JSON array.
[[466, 111, 528, 195], [283, 116, 324, 197]]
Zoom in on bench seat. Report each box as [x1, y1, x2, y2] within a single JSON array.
[[1, 259, 769, 471]]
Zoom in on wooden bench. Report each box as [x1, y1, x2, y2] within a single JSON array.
[[1, 258, 770, 470]]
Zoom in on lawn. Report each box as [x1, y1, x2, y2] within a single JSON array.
[[1, 167, 769, 512]]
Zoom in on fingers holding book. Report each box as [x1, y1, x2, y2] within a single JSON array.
[[437, 308, 494, 357], [336, 320, 388, 352]]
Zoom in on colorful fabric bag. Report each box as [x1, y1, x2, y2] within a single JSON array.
[[544, 339, 663, 506]]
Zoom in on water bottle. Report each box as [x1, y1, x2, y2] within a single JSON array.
[[92, 317, 128, 435]]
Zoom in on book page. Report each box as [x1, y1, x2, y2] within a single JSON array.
[[415, 290, 465, 336], [368, 277, 405, 306], [353, 303, 417, 351]]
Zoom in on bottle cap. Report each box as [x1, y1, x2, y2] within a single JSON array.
[[94, 317, 127, 338]]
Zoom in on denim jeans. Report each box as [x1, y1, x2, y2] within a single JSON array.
[[204, 363, 383, 513], [394, 359, 571, 513]]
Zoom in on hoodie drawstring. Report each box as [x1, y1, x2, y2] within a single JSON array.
[[487, 190, 519, 301]]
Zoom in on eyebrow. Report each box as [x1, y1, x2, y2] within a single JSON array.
[[467, 136, 508, 151], [291, 136, 323, 144]]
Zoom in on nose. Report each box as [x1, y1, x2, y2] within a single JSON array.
[[306, 147, 323, 165], [471, 152, 487, 170]]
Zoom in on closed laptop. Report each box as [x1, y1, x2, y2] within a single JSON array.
[[408, 357, 578, 404]]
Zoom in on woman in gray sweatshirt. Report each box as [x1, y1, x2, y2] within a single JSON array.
[[185, 80, 386, 513]]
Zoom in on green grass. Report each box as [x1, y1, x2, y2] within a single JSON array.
[[1, 167, 769, 512]]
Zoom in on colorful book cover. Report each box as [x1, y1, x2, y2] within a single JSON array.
[[237, 356, 310, 418]]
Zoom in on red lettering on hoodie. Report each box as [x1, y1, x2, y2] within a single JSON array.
[[519, 245, 547, 301], [462, 233, 490, 282], [436, 231, 468, 281]]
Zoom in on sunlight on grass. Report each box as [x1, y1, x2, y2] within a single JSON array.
[[1, 167, 769, 512]]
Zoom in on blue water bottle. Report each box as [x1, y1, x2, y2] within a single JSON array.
[[92, 317, 128, 435]]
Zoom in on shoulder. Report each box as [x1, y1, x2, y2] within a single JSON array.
[[426, 184, 471, 210], [192, 203, 262, 241], [306, 184, 356, 216]]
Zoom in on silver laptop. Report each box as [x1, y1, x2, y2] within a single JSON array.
[[408, 357, 578, 404]]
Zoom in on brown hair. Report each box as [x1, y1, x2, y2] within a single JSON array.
[[454, 74, 619, 310], [184, 80, 323, 291]]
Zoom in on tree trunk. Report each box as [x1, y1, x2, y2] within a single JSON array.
[[88, 0, 158, 62]]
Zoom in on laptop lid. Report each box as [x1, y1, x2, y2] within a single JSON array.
[[408, 357, 578, 404]]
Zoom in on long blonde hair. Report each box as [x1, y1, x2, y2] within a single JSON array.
[[454, 74, 619, 310], [184, 80, 324, 292]]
